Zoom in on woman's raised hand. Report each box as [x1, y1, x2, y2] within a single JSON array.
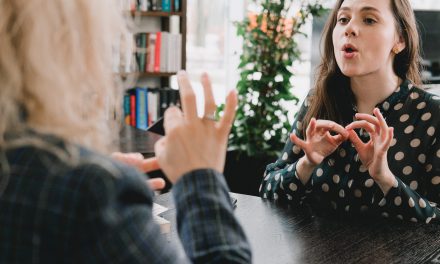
[[154, 71, 237, 183], [345, 108, 396, 194], [290, 118, 349, 166]]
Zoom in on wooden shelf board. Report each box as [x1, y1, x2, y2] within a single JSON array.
[[118, 72, 177, 78], [124, 11, 183, 17]]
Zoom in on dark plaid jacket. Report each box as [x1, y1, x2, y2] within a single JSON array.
[[0, 131, 251, 263]]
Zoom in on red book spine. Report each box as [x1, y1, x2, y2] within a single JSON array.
[[130, 94, 136, 127], [154, 32, 162, 72]]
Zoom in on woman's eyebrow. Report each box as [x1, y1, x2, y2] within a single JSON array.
[[338, 6, 381, 14]]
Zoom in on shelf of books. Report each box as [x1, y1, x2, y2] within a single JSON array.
[[118, 0, 186, 135], [125, 11, 183, 17], [125, 0, 182, 13], [123, 87, 180, 130]]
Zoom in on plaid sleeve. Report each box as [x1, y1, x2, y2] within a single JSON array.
[[72, 160, 189, 264], [172, 169, 252, 264]]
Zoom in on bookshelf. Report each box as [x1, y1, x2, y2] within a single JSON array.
[[120, 72, 177, 78], [124, 11, 184, 17], [119, 0, 187, 157]]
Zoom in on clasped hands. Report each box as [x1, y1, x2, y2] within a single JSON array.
[[291, 108, 396, 194]]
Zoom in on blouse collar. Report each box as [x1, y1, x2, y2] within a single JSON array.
[[351, 79, 413, 117], [375, 79, 412, 115]]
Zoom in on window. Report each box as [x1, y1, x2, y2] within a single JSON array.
[[179, 0, 246, 116]]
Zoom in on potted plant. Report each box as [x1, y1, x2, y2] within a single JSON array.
[[220, 0, 324, 195]]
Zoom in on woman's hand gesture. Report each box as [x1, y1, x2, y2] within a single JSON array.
[[345, 108, 396, 194], [154, 72, 237, 183], [111, 152, 166, 191], [290, 118, 349, 166]]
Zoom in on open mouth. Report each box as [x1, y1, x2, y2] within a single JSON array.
[[342, 44, 358, 53]]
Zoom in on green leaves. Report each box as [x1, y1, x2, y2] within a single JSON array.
[[220, 0, 324, 158]]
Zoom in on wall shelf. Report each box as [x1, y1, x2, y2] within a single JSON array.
[[124, 11, 183, 17]]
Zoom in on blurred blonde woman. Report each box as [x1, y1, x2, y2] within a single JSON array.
[[0, 0, 251, 263]]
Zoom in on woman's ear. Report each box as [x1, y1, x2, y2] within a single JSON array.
[[393, 35, 406, 54]]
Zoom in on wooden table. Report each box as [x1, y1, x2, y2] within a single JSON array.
[[155, 192, 440, 264]]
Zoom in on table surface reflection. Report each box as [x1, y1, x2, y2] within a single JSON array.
[[155, 192, 440, 264]]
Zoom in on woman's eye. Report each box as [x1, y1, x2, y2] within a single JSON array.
[[338, 17, 349, 24], [364, 18, 377, 25]]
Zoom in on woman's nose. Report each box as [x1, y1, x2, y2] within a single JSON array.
[[345, 27, 356, 37], [344, 22, 358, 37]]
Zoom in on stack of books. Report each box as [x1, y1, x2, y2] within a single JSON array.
[[134, 31, 182, 73], [122, 0, 181, 12], [123, 87, 180, 130]]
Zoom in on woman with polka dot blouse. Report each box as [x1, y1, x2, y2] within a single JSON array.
[[260, 0, 440, 224]]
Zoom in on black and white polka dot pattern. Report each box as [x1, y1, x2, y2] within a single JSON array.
[[260, 80, 440, 224]]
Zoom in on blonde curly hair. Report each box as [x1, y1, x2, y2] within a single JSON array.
[[0, 0, 127, 152]]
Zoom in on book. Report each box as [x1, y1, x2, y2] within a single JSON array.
[[160, 32, 169, 72], [154, 32, 162, 72], [174, 0, 180, 11], [147, 33, 156, 72], [151, 0, 162, 11], [148, 89, 159, 125], [139, 0, 148, 11], [130, 92, 136, 127], [123, 94, 131, 125], [135, 88, 148, 130], [162, 0, 171, 12]]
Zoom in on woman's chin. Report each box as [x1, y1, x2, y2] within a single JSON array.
[[339, 69, 361, 78]]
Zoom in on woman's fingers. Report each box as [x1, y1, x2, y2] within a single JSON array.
[[111, 153, 160, 173], [333, 134, 347, 145], [147, 178, 166, 191], [218, 89, 237, 135], [383, 127, 394, 149], [355, 113, 379, 125], [306, 118, 316, 139], [201, 73, 217, 117], [290, 133, 307, 150], [346, 120, 375, 134], [139, 157, 161, 173], [373, 108, 389, 139], [347, 129, 365, 150], [163, 106, 183, 134], [314, 120, 349, 137], [177, 71, 198, 121], [153, 137, 166, 161]]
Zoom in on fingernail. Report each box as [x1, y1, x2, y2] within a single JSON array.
[[228, 89, 237, 96]]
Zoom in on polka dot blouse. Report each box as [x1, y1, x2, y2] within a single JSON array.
[[260, 80, 440, 224]]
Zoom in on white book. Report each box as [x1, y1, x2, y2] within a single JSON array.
[[168, 34, 175, 72], [160, 32, 169, 72], [176, 33, 182, 70], [140, 0, 148, 11], [148, 33, 157, 72], [148, 90, 159, 124]]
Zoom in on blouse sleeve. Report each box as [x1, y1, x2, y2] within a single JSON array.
[[259, 93, 312, 204], [372, 115, 440, 224]]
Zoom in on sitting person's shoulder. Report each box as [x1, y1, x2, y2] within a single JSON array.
[[6, 130, 150, 202], [410, 83, 440, 106]]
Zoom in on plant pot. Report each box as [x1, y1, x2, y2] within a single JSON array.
[[223, 150, 276, 196]]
